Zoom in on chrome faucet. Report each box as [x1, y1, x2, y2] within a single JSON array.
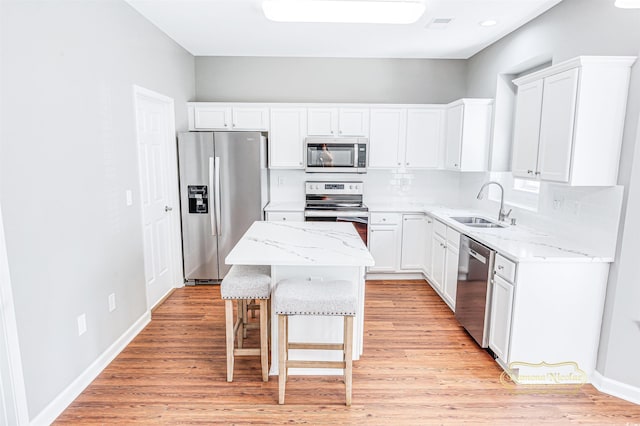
[[476, 181, 512, 222]]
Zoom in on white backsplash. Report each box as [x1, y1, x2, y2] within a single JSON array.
[[269, 169, 461, 206], [458, 172, 623, 257], [269, 168, 623, 258]]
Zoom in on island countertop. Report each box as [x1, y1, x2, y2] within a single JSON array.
[[225, 221, 375, 267]]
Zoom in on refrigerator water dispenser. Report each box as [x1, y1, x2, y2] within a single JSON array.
[[188, 185, 208, 214]]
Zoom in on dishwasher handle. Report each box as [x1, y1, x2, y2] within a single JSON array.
[[469, 248, 487, 264]]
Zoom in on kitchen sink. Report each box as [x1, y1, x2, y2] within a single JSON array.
[[451, 216, 506, 228]]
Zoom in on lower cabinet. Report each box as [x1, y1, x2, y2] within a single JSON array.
[[488, 274, 514, 362], [368, 225, 400, 272], [443, 242, 459, 310], [265, 211, 304, 222], [487, 255, 608, 382], [429, 220, 460, 311], [430, 233, 446, 292], [422, 216, 434, 276], [400, 214, 427, 270]]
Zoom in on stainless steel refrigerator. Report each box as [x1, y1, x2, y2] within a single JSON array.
[[177, 131, 268, 283]]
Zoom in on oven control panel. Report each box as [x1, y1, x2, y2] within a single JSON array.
[[305, 181, 364, 195]]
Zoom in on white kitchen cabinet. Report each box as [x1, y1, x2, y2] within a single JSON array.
[[430, 232, 446, 292], [442, 229, 460, 310], [368, 213, 401, 273], [188, 103, 269, 130], [428, 220, 459, 311], [489, 274, 514, 363], [422, 216, 434, 277], [444, 99, 493, 171], [404, 108, 443, 169], [307, 107, 369, 136], [511, 80, 544, 178], [265, 211, 305, 222], [368, 225, 400, 273], [269, 107, 307, 169], [511, 56, 635, 186], [400, 214, 426, 270], [369, 107, 444, 169], [487, 254, 610, 383], [369, 108, 406, 168]]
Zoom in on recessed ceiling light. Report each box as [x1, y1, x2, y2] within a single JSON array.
[[615, 0, 640, 8], [426, 17, 454, 29], [479, 19, 498, 27], [262, 0, 427, 24]]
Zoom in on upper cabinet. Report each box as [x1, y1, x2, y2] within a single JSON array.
[[444, 99, 494, 172], [369, 106, 444, 169], [369, 108, 406, 168], [307, 107, 369, 136], [512, 56, 636, 186], [188, 103, 269, 131], [269, 107, 307, 169]]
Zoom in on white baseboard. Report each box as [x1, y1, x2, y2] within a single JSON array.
[[592, 370, 640, 405], [30, 311, 151, 426], [366, 273, 425, 280]]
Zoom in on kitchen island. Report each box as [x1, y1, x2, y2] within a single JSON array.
[[226, 221, 374, 375]]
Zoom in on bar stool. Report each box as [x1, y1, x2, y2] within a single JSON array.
[[274, 278, 357, 406], [220, 264, 271, 382]]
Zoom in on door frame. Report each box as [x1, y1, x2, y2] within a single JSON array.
[[132, 85, 184, 310], [0, 204, 30, 425]]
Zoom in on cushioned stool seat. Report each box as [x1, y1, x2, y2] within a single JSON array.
[[221, 265, 271, 300], [221, 265, 271, 382], [274, 278, 357, 406]]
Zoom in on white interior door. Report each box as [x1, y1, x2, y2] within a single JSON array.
[[0, 205, 29, 425], [134, 86, 182, 310]]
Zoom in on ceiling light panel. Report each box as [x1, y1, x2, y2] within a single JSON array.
[[262, 0, 427, 24]]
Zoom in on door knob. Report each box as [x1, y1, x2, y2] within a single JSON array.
[[165, 206, 173, 212]]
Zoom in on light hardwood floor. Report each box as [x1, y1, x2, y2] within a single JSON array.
[[55, 280, 640, 424]]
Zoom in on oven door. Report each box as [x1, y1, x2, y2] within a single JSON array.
[[304, 211, 368, 245], [306, 143, 357, 172]]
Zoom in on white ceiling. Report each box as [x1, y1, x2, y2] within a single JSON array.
[[126, 0, 563, 59]]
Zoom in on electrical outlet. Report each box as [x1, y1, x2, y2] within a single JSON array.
[[125, 190, 133, 206], [108, 293, 116, 312], [278, 176, 285, 186], [552, 196, 564, 210], [77, 314, 87, 336]]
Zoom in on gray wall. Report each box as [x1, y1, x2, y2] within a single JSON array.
[[466, 0, 640, 389], [195, 56, 467, 103], [0, 0, 195, 419]]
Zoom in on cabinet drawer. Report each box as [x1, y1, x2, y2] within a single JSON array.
[[494, 254, 516, 283], [266, 211, 304, 222], [446, 227, 460, 248], [370, 212, 400, 225], [433, 219, 447, 237]]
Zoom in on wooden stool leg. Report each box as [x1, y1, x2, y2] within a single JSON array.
[[278, 314, 287, 404], [242, 300, 248, 339], [225, 300, 235, 382], [344, 315, 354, 406], [236, 300, 244, 349], [284, 315, 289, 382], [260, 299, 269, 382]]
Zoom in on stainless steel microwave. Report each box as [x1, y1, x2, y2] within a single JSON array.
[[304, 137, 368, 173]]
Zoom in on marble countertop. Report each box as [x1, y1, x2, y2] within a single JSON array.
[[264, 201, 305, 212], [226, 221, 375, 266], [367, 202, 613, 263]]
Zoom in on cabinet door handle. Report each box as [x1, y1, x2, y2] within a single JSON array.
[[535, 171, 541, 175], [497, 265, 504, 270], [527, 170, 533, 174]]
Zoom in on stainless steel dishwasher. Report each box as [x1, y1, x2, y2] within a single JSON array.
[[455, 236, 495, 348]]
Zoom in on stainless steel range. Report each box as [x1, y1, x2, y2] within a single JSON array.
[[304, 181, 369, 244]]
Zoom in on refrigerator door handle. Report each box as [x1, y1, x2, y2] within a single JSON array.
[[215, 156, 222, 236], [209, 156, 217, 236]]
